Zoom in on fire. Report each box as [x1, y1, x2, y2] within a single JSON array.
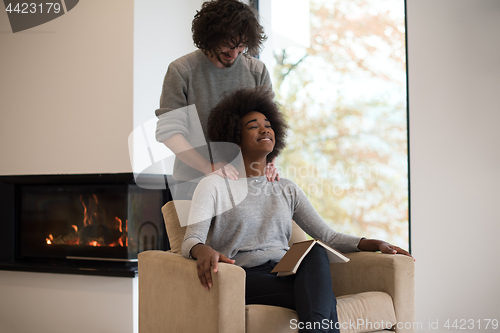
[[46, 234, 53, 245], [116, 217, 123, 232], [79, 194, 99, 227], [115, 217, 124, 247], [46, 194, 128, 248], [125, 219, 128, 247]]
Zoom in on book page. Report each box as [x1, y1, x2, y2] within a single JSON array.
[[317, 240, 350, 263], [271, 240, 315, 274]]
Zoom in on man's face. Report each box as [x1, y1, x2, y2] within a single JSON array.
[[209, 40, 246, 68]]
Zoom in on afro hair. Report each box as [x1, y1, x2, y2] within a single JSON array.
[[207, 87, 288, 163]]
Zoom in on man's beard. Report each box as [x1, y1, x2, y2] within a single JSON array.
[[215, 51, 237, 68]]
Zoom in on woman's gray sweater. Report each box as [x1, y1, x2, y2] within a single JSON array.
[[182, 175, 362, 268]]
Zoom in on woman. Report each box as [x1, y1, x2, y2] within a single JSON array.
[[181, 87, 412, 333]]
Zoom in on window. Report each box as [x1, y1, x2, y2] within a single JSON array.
[[259, 0, 409, 248]]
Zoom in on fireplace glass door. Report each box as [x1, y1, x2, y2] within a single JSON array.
[[19, 183, 164, 261]]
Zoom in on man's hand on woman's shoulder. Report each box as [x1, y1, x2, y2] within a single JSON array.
[[265, 162, 280, 181]]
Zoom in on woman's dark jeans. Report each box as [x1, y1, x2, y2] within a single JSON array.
[[244, 245, 340, 333]]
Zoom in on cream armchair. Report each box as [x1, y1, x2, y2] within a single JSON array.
[[139, 201, 415, 333]]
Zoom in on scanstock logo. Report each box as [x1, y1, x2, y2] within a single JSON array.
[[3, 0, 79, 33]]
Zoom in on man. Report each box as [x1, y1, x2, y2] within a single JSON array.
[[155, 0, 274, 186]]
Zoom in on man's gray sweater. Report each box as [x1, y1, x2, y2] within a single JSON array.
[[182, 175, 362, 268], [155, 50, 272, 181]]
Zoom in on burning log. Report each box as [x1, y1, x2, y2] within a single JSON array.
[[79, 225, 123, 246]]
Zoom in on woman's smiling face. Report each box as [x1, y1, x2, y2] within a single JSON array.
[[239, 111, 275, 157]]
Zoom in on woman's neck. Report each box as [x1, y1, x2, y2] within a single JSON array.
[[243, 156, 267, 177]]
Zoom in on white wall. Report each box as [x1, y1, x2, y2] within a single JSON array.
[[131, 0, 205, 175], [0, 271, 138, 333], [0, 0, 134, 175], [407, 0, 500, 331], [133, 0, 205, 129], [0, 1, 137, 332]]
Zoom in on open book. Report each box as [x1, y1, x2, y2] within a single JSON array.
[[271, 239, 350, 277]]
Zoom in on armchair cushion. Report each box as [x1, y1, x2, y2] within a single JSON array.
[[245, 305, 297, 333], [244, 292, 395, 333], [337, 292, 396, 333]]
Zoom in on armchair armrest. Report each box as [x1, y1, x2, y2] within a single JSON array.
[[330, 252, 415, 333], [139, 250, 246, 333]]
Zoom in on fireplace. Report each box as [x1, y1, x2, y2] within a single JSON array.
[[0, 173, 170, 277]]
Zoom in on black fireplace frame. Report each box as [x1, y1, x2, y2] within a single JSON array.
[[0, 173, 171, 277]]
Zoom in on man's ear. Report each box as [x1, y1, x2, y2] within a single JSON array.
[[205, 48, 215, 58]]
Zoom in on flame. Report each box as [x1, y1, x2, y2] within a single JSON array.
[[79, 195, 88, 226], [46, 194, 130, 248], [110, 217, 128, 247], [79, 194, 99, 227], [46, 234, 53, 245], [125, 219, 128, 247], [116, 217, 122, 232]]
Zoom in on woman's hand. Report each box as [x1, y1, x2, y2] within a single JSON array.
[[358, 238, 414, 260], [190, 244, 235, 291], [378, 242, 413, 259], [265, 162, 280, 182], [204, 161, 239, 180]]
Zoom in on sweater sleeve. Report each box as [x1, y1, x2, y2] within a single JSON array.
[[155, 63, 190, 143], [290, 183, 362, 253], [181, 219, 211, 259]]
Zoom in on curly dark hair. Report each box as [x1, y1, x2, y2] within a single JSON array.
[[192, 0, 267, 57], [207, 87, 288, 163]]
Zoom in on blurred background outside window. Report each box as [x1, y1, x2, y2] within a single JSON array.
[[259, 0, 409, 248]]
